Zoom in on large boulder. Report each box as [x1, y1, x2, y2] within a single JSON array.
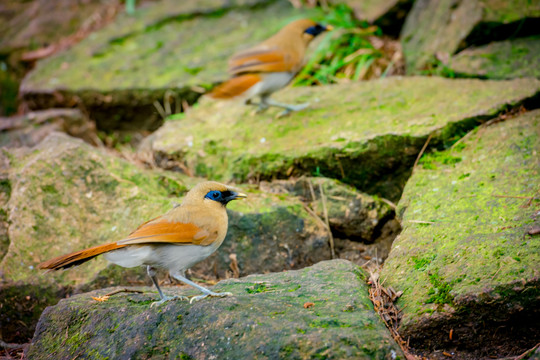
[[381, 110, 540, 356], [260, 177, 395, 241], [401, 0, 540, 72], [333, 0, 414, 35], [19, 0, 316, 131], [26, 260, 404, 359], [143, 76, 540, 201], [0, 0, 117, 59], [2, 132, 362, 342], [0, 108, 98, 148], [0, 132, 196, 342], [450, 36, 540, 80]]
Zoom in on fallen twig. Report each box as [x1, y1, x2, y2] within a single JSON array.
[[318, 182, 335, 259], [0, 340, 26, 349], [413, 133, 433, 171]]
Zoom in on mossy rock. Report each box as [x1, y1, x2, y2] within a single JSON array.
[[260, 177, 394, 241], [334, 0, 413, 35], [26, 260, 404, 359], [1, 132, 197, 287], [144, 76, 540, 201], [20, 0, 318, 131], [381, 110, 540, 353], [450, 36, 540, 80], [0, 133, 334, 342], [401, 0, 540, 72], [0, 0, 113, 56], [0, 108, 98, 148]]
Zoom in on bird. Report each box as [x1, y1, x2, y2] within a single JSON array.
[[208, 19, 332, 116], [39, 181, 247, 306]]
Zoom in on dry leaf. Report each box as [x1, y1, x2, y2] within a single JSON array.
[[303, 302, 315, 309]]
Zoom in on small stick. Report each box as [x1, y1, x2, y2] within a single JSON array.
[[491, 194, 534, 199], [413, 133, 433, 171], [408, 220, 435, 224], [153, 100, 167, 120], [104, 288, 145, 297], [318, 182, 335, 259], [0, 340, 26, 349]]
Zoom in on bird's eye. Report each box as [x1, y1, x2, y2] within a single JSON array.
[[205, 190, 223, 201]]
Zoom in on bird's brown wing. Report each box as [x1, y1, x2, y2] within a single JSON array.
[[228, 47, 296, 75], [207, 74, 261, 99], [39, 220, 210, 271], [117, 220, 209, 245]]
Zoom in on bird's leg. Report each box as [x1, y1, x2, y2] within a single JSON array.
[[148, 266, 187, 307], [171, 271, 232, 304], [261, 97, 310, 117], [245, 98, 269, 113]]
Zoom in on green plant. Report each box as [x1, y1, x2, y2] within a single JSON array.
[[293, 4, 391, 86]]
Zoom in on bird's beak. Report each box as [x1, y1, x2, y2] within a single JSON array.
[[226, 191, 247, 202], [234, 192, 248, 199], [325, 25, 334, 31]]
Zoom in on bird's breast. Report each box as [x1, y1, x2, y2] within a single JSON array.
[[250, 72, 295, 97]]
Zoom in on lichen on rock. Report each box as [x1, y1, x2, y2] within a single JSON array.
[[144, 76, 540, 201], [26, 260, 404, 360], [381, 110, 540, 351]]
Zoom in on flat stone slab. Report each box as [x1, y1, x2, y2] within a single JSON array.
[[401, 0, 540, 72], [381, 110, 540, 353], [0, 0, 114, 56], [26, 260, 404, 360], [1, 133, 341, 342], [450, 36, 540, 79], [144, 76, 540, 201], [0, 108, 98, 148], [20, 0, 315, 130]]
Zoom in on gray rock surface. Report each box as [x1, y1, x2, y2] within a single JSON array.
[[381, 110, 540, 353], [26, 260, 404, 360]]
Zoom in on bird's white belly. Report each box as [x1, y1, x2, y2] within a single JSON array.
[[104, 242, 220, 272], [246, 72, 295, 99]]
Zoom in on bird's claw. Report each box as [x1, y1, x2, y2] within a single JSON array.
[[189, 291, 233, 304], [150, 295, 188, 307], [255, 105, 269, 114], [276, 103, 309, 118]]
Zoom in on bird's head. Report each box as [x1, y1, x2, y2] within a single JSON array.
[[283, 19, 333, 44], [184, 181, 247, 207]]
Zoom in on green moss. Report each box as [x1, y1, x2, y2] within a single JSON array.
[[426, 272, 454, 305], [245, 283, 275, 294], [151, 77, 539, 200], [451, 36, 540, 80], [383, 110, 540, 335]]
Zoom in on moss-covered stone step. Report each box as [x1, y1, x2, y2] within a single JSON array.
[[26, 260, 404, 359], [0, 0, 112, 57], [450, 36, 540, 80], [401, 0, 540, 72], [144, 76, 540, 201], [20, 0, 317, 131], [1, 132, 197, 286], [381, 110, 540, 353], [259, 177, 395, 240], [336, 0, 414, 35]]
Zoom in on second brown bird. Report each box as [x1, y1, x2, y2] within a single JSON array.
[[208, 19, 332, 116]]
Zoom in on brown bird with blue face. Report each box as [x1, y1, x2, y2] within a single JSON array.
[[208, 19, 332, 116], [39, 181, 246, 306]]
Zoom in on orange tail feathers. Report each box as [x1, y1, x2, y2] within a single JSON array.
[[38, 242, 126, 271], [207, 74, 261, 99]]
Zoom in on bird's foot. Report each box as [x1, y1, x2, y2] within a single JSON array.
[[150, 295, 188, 307], [276, 103, 310, 118], [253, 104, 269, 114], [189, 291, 233, 304]]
